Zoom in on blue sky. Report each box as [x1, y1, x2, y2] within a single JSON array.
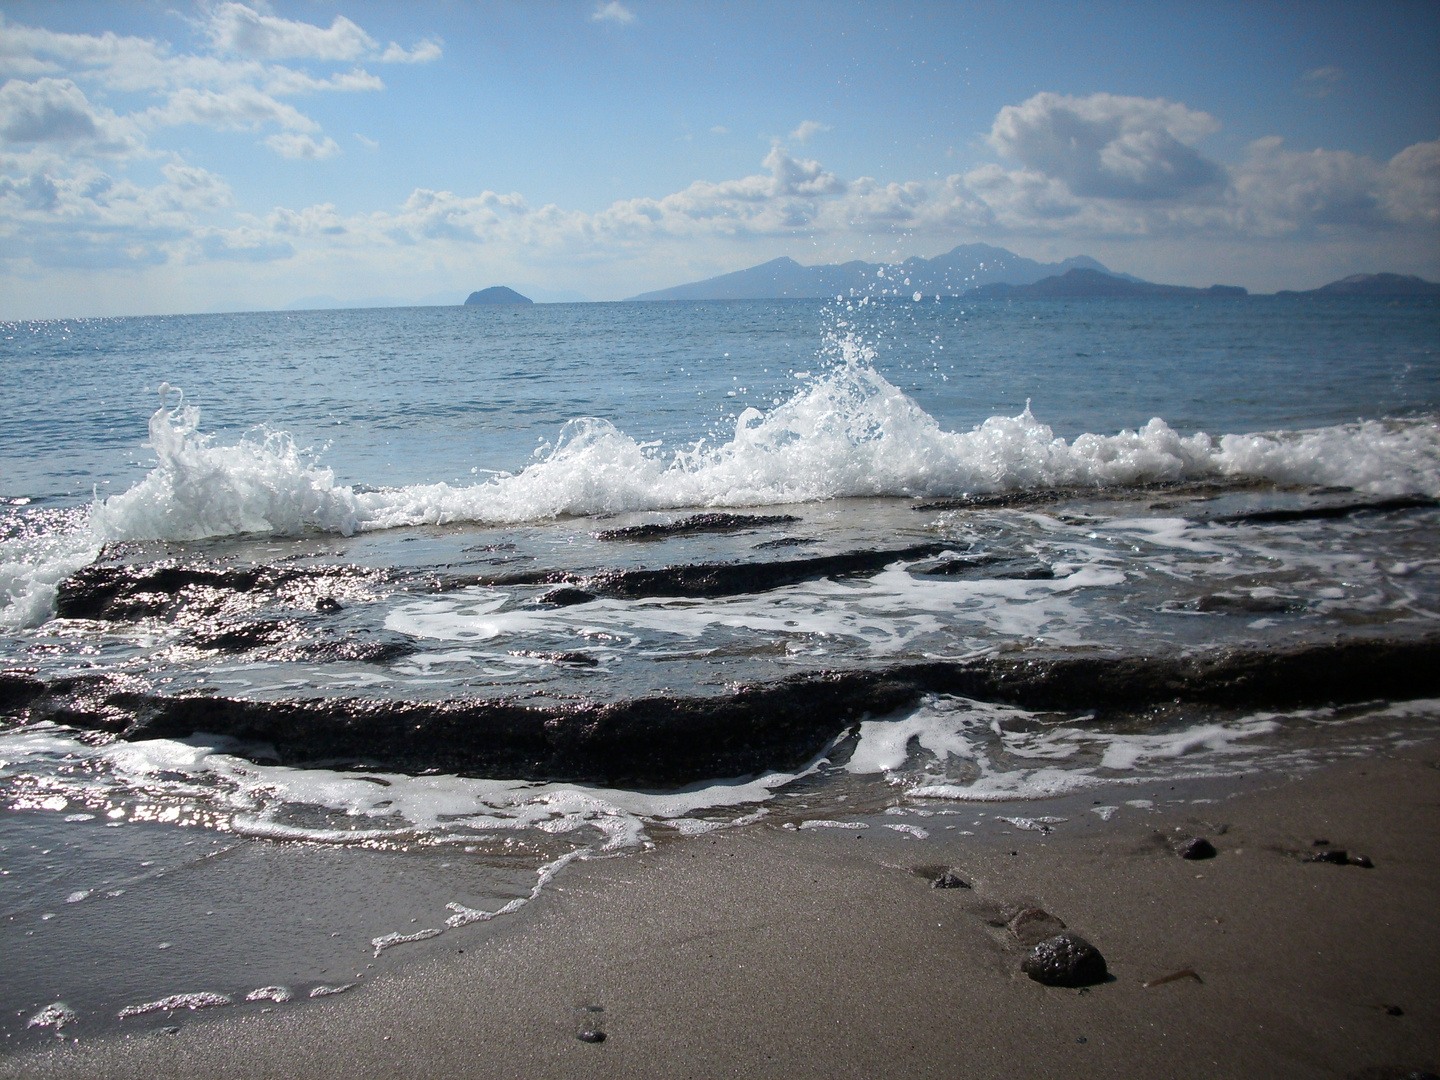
[[1, 0, 1437, 317]]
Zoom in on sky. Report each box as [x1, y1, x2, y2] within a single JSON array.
[[1, 0, 1437, 318]]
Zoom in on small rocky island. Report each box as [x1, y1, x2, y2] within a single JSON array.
[[1276, 272, 1440, 297], [464, 286, 533, 305]]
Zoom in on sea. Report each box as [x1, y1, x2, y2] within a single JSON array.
[[2, 294, 1439, 1043]]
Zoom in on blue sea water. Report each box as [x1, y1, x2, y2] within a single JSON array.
[[3, 296, 1437, 501], [1, 295, 1439, 1042]]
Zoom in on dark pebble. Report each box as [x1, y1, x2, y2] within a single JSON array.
[[1022, 932, 1108, 987], [1352, 854, 1375, 868], [932, 869, 971, 889], [315, 597, 343, 612], [577, 1030, 606, 1044], [1307, 849, 1349, 865], [1176, 837, 1217, 860], [1386, 1005, 1405, 1016], [1313, 838, 1330, 846]]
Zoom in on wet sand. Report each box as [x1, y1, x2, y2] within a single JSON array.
[[6, 744, 1438, 1080]]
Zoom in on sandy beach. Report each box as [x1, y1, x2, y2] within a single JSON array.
[[5, 741, 1436, 1080]]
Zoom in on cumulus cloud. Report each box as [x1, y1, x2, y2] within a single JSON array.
[[0, 161, 234, 269], [147, 85, 319, 132], [592, 2, 637, 25], [264, 132, 340, 160], [0, 77, 139, 153], [1381, 140, 1440, 226], [789, 120, 831, 144], [3, 73, 1436, 300], [0, 8, 437, 278], [380, 39, 443, 64], [988, 92, 1223, 201], [205, 3, 375, 61]]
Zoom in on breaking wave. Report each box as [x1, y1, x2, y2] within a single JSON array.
[[4, 353, 1439, 627], [92, 362, 1440, 539]]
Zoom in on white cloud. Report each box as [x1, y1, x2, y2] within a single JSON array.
[[789, 120, 830, 144], [353, 132, 379, 150], [0, 77, 139, 154], [380, 39, 443, 64], [591, 3, 637, 25], [710, 125, 729, 135], [987, 92, 1223, 201], [264, 132, 341, 160], [205, 3, 375, 61], [147, 85, 320, 132], [1298, 66, 1344, 99], [1381, 140, 1440, 226], [2, 75, 1436, 308]]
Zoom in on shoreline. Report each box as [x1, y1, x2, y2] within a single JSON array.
[[6, 741, 1437, 1079]]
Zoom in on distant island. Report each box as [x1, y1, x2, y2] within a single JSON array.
[[464, 286, 533, 305], [628, 244, 1144, 302], [966, 268, 1246, 299], [1276, 273, 1440, 298]]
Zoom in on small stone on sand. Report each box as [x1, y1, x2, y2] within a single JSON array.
[[1022, 932, 1108, 988]]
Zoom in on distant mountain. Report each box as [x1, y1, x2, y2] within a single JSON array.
[[1276, 273, 1440, 298], [629, 244, 1145, 301], [965, 268, 1246, 300], [464, 286, 533, 305]]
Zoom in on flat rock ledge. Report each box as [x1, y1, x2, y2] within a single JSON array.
[[3, 636, 1437, 787]]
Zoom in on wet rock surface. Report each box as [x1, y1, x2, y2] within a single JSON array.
[[55, 562, 376, 622], [1021, 931, 1108, 987], [4, 636, 1437, 785], [1202, 496, 1439, 526]]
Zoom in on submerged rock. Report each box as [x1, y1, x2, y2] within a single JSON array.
[[1021, 932, 1108, 987], [539, 587, 597, 606], [594, 512, 799, 541]]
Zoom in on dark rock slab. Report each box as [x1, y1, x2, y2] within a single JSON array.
[[7, 636, 1439, 786], [1021, 932, 1108, 987], [56, 563, 375, 622], [0, 671, 45, 714], [581, 543, 954, 599], [912, 491, 1067, 512], [931, 869, 971, 889], [1202, 497, 1438, 526], [594, 513, 800, 542]]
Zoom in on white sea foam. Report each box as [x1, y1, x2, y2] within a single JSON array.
[[83, 365, 1440, 541], [3, 358, 1437, 628], [0, 725, 818, 852], [245, 986, 292, 1004], [117, 992, 230, 1018], [26, 1002, 77, 1031], [843, 694, 1412, 802]]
